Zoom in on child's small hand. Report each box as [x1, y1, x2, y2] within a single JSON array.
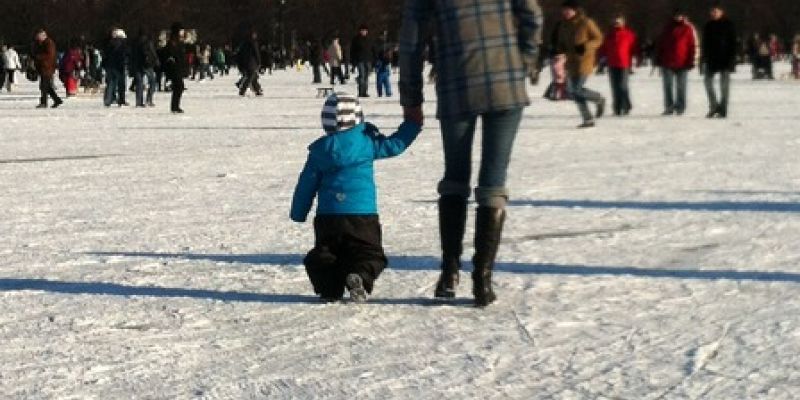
[[403, 106, 424, 126]]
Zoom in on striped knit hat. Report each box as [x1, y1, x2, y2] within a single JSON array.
[[321, 92, 364, 135]]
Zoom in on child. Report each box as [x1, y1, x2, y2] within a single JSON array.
[[375, 50, 392, 97], [544, 54, 571, 101], [290, 92, 422, 302]]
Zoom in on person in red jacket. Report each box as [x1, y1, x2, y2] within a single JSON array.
[[59, 39, 84, 97], [656, 8, 699, 116], [601, 14, 638, 116]]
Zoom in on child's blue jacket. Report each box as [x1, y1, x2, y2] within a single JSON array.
[[290, 121, 422, 222]]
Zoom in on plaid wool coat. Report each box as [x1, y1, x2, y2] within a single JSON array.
[[399, 0, 543, 120]]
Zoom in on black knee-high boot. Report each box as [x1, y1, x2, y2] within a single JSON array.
[[434, 195, 468, 298], [472, 206, 505, 306]]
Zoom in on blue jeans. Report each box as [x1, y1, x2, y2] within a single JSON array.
[[134, 68, 157, 106], [376, 72, 392, 97], [608, 67, 632, 115], [704, 70, 730, 114], [104, 68, 126, 106], [662, 68, 688, 113], [568, 76, 604, 122], [356, 62, 370, 96], [438, 108, 524, 208]]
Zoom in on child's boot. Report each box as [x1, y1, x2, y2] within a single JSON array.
[[346, 273, 368, 303]]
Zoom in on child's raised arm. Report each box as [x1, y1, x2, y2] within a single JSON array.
[[367, 121, 422, 160]]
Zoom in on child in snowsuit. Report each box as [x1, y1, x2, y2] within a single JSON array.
[[290, 92, 422, 302]]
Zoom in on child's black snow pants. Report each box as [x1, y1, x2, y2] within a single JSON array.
[[304, 215, 387, 299]]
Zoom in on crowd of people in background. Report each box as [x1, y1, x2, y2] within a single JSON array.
[[0, 20, 405, 111], [540, 1, 800, 127], [0, 1, 798, 118]]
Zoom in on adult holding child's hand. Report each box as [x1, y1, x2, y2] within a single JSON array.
[[403, 105, 424, 126], [399, 0, 543, 307]]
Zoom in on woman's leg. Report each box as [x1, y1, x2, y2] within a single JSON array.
[[472, 108, 523, 306], [433, 116, 478, 298], [476, 108, 524, 207]]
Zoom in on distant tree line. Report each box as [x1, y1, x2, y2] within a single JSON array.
[[1, 0, 798, 49]]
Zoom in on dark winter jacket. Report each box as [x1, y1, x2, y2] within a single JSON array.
[[702, 18, 737, 73], [656, 19, 699, 70], [601, 26, 638, 69], [33, 38, 58, 77], [103, 38, 128, 72], [290, 121, 421, 222], [157, 45, 170, 73], [308, 42, 323, 66], [164, 38, 188, 80], [237, 39, 261, 72], [350, 34, 373, 64], [131, 36, 160, 72]]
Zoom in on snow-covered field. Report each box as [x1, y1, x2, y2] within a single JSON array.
[[1, 64, 799, 399]]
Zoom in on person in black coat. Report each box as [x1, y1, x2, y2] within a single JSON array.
[[237, 30, 263, 96], [103, 28, 129, 107], [131, 31, 160, 107], [165, 22, 188, 113], [308, 40, 323, 84], [350, 24, 373, 97], [156, 42, 169, 91], [702, 2, 737, 118]]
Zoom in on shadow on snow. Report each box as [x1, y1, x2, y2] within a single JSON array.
[[2, 251, 797, 304], [507, 199, 800, 213], [86, 251, 800, 284], [0, 277, 318, 304]]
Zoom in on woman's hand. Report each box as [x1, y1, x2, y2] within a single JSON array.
[[403, 106, 424, 126]]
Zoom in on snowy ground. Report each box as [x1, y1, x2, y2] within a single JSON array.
[[1, 64, 799, 399]]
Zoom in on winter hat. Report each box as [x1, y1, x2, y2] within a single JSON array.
[[112, 28, 127, 39], [562, 0, 581, 9], [321, 92, 364, 135]]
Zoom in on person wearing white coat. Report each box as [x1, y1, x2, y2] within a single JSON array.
[[327, 37, 345, 85], [1, 45, 22, 91]]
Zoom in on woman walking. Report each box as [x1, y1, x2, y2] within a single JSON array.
[[400, 0, 542, 306]]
